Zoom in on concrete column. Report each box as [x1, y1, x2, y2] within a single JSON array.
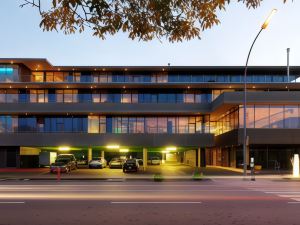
[[143, 148, 148, 171], [88, 147, 92, 162], [162, 153, 166, 164], [197, 148, 201, 168], [101, 150, 105, 159]]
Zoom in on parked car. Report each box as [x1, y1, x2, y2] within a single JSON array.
[[136, 158, 143, 166], [50, 158, 73, 173], [56, 154, 77, 169], [123, 158, 139, 172], [89, 157, 107, 169], [149, 157, 160, 165], [109, 158, 124, 169], [77, 159, 88, 165]]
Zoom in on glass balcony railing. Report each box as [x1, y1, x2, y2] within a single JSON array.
[[1, 74, 298, 84], [0, 93, 213, 104]]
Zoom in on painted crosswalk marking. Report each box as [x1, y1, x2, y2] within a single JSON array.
[[248, 188, 300, 204]]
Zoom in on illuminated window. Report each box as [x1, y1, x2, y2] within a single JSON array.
[[88, 116, 99, 133], [31, 72, 44, 82]]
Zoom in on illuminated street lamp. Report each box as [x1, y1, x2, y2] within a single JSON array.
[[243, 9, 277, 178]]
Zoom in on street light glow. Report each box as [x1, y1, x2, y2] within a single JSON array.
[[261, 9, 277, 29], [119, 149, 129, 152]]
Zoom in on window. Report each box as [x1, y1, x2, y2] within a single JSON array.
[[184, 92, 194, 103], [53, 72, 64, 82], [56, 89, 78, 103], [30, 90, 48, 103], [178, 117, 188, 133], [136, 117, 144, 133], [145, 117, 157, 133], [121, 93, 131, 103], [6, 89, 18, 103], [270, 106, 284, 128], [99, 116, 106, 133], [0, 89, 5, 103], [254, 105, 269, 128], [88, 116, 99, 133], [239, 105, 255, 128], [157, 117, 167, 133], [31, 72, 44, 82], [284, 106, 299, 128]]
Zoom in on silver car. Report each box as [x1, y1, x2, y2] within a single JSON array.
[[89, 157, 107, 169]]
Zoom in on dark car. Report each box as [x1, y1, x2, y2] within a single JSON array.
[[50, 158, 73, 173], [123, 159, 139, 173], [56, 154, 77, 170]]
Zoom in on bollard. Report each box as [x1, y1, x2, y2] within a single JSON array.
[[57, 167, 61, 181], [250, 157, 255, 181]]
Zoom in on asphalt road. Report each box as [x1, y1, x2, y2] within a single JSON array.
[[0, 179, 300, 225]]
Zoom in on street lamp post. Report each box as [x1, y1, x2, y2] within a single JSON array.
[[243, 9, 277, 178]]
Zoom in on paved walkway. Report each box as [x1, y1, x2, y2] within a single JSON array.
[[0, 164, 294, 181]]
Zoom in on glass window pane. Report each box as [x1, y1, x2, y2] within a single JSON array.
[[255, 105, 269, 128], [284, 106, 299, 128], [270, 106, 284, 128], [88, 116, 99, 133]]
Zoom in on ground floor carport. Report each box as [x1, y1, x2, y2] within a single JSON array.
[[16, 145, 207, 170]]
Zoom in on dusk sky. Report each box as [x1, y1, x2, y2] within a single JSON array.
[[0, 0, 299, 66]]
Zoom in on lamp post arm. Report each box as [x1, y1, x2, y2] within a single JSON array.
[[243, 27, 264, 177]]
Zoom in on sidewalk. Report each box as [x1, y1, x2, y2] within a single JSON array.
[[0, 166, 295, 181]]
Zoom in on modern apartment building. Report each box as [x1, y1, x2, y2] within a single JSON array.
[[0, 58, 299, 170]]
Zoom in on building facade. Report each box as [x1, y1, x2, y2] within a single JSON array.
[[0, 58, 299, 170]]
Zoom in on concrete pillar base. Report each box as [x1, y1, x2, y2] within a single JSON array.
[[143, 148, 148, 171], [88, 148, 92, 162]]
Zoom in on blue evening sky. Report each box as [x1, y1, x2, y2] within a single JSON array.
[[0, 1, 299, 66]]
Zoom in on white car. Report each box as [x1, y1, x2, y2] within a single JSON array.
[[149, 157, 160, 165], [88, 157, 107, 169]]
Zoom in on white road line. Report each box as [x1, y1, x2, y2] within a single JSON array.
[[0, 189, 257, 192], [0, 184, 218, 187], [0, 202, 25, 204], [278, 195, 300, 198], [111, 201, 202, 204], [265, 192, 300, 194]]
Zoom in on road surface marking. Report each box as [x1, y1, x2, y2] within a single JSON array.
[[261, 191, 300, 203], [265, 192, 300, 194], [111, 201, 202, 204], [0, 202, 25, 204], [0, 189, 258, 192]]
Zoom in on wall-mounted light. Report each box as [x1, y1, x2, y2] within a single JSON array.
[[119, 149, 129, 153]]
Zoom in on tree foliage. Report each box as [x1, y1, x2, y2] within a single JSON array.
[[20, 0, 287, 42]]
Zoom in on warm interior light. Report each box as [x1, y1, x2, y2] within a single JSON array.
[[106, 145, 120, 149], [119, 149, 129, 152], [166, 146, 177, 151], [58, 146, 70, 151], [293, 154, 299, 177], [261, 9, 277, 29]]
